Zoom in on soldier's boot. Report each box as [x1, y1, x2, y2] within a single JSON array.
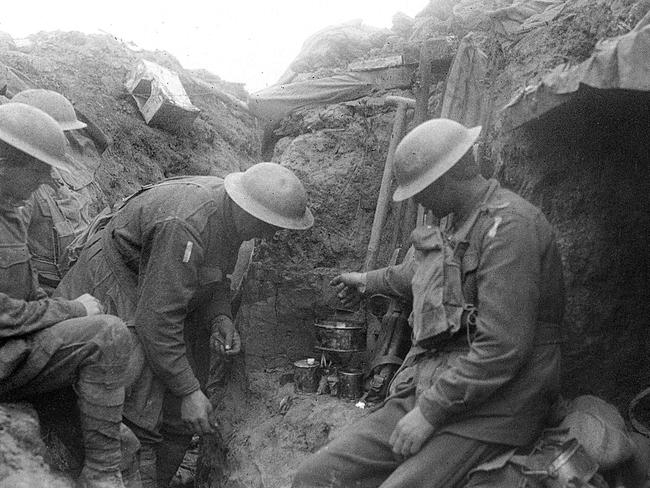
[[76, 385, 126, 488], [77, 469, 125, 488], [156, 432, 193, 488], [75, 318, 133, 488], [138, 442, 158, 488], [120, 423, 143, 488]]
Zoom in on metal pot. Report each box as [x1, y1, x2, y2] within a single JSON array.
[[338, 369, 364, 400], [314, 319, 366, 353], [293, 358, 320, 393], [546, 439, 599, 488], [524, 439, 599, 488]]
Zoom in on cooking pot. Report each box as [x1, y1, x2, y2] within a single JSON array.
[[314, 318, 366, 353]]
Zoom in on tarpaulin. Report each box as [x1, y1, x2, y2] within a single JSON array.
[[501, 10, 650, 129], [440, 32, 491, 128], [248, 74, 373, 125], [249, 66, 415, 125]]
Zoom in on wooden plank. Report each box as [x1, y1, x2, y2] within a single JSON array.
[[349, 55, 405, 72]]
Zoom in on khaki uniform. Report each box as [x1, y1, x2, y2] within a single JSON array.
[[0, 200, 131, 474], [23, 131, 107, 294], [56, 176, 244, 487], [293, 180, 565, 488]]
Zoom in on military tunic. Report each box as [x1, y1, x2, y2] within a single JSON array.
[[56, 176, 243, 431], [293, 180, 565, 488], [23, 131, 107, 293]]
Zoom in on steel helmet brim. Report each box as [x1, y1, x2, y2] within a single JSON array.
[[392, 125, 482, 202], [224, 172, 315, 230], [11, 89, 87, 132], [0, 104, 70, 172], [59, 119, 87, 132]]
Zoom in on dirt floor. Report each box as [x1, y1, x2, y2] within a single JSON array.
[[204, 370, 366, 488]]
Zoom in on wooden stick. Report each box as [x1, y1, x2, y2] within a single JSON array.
[[364, 97, 414, 271]]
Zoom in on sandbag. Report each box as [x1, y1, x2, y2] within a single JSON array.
[[289, 21, 388, 73], [560, 395, 635, 470]]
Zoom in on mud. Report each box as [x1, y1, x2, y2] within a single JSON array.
[[210, 371, 365, 488], [0, 403, 73, 488]]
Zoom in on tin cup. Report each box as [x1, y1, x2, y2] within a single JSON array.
[[338, 369, 364, 400], [293, 358, 319, 393]]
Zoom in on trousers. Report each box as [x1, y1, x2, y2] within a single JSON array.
[[0, 314, 132, 473], [292, 392, 510, 488], [56, 233, 219, 486]]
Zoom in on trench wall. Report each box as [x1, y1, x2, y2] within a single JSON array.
[[495, 89, 650, 409]]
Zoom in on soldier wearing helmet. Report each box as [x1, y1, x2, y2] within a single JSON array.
[[56, 162, 314, 488], [293, 119, 565, 487], [9, 89, 108, 294], [0, 102, 134, 488]]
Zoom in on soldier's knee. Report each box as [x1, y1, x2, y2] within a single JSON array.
[[92, 314, 133, 362]]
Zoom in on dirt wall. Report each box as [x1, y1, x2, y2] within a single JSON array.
[[495, 88, 650, 410], [238, 96, 416, 370], [0, 31, 260, 203]]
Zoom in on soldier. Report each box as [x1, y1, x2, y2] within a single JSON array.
[[56, 162, 314, 487], [9, 89, 108, 294], [0, 102, 133, 488], [293, 119, 565, 487]]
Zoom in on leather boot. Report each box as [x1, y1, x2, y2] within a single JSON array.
[[120, 423, 142, 488], [77, 467, 125, 488], [138, 442, 158, 488], [156, 433, 193, 488]]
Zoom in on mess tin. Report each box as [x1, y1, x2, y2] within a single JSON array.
[[314, 316, 366, 353]]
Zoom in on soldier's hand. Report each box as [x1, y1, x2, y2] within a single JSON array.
[[389, 406, 436, 457], [329, 272, 366, 309], [180, 389, 215, 434], [74, 293, 105, 316], [210, 315, 242, 356]]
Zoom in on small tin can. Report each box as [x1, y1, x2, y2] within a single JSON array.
[[293, 358, 319, 393], [338, 369, 364, 400]]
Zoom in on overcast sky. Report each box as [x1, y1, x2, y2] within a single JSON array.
[[1, 0, 428, 92]]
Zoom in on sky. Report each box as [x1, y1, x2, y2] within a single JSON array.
[[0, 0, 429, 92]]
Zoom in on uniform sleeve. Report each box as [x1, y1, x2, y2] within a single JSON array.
[[417, 212, 541, 425], [134, 219, 205, 397], [0, 292, 86, 338], [29, 257, 49, 301], [202, 282, 233, 325], [365, 250, 416, 299]]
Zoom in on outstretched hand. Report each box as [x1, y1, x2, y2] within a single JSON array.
[[329, 272, 366, 309]]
